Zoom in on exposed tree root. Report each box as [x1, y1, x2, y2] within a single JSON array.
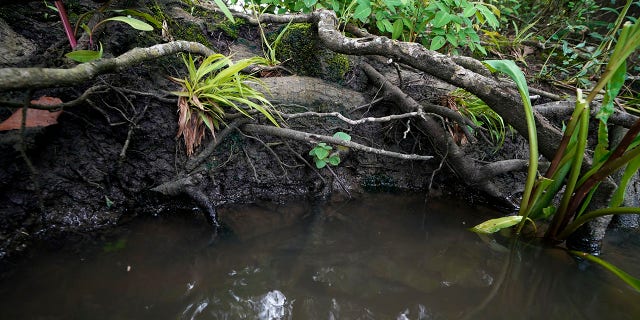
[[361, 62, 507, 198], [0, 41, 215, 91]]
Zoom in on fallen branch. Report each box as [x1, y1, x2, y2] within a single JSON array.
[[242, 124, 434, 161], [0, 41, 215, 91], [281, 110, 424, 125], [0, 85, 110, 110], [535, 100, 639, 129], [477, 159, 530, 181]]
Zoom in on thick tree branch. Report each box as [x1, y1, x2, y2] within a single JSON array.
[[535, 100, 639, 128], [477, 159, 530, 180], [0, 41, 215, 91], [314, 10, 563, 161]]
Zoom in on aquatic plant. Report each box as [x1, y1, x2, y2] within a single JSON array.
[[472, 20, 640, 290], [170, 54, 279, 156]]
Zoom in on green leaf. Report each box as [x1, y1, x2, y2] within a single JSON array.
[[430, 36, 446, 51], [483, 60, 537, 221], [315, 158, 327, 169], [65, 43, 103, 62], [333, 131, 351, 141], [199, 112, 216, 134], [469, 216, 524, 234], [113, 9, 163, 28], [570, 251, 640, 292], [103, 16, 154, 31], [431, 11, 452, 28], [476, 4, 499, 29], [212, 0, 236, 23], [328, 155, 341, 166], [609, 156, 640, 208], [81, 23, 92, 36], [314, 146, 330, 160], [303, 0, 317, 7], [445, 33, 458, 47], [542, 206, 556, 219], [596, 60, 626, 124], [105, 196, 114, 209], [353, 3, 371, 22], [462, 5, 476, 18], [595, 60, 627, 161], [384, 0, 402, 7], [392, 19, 404, 40]]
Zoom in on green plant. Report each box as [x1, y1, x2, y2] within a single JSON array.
[[476, 20, 640, 237], [529, 0, 639, 90], [309, 132, 351, 168], [64, 10, 155, 62], [570, 250, 640, 291], [245, 0, 499, 55], [448, 88, 510, 150], [170, 54, 279, 155], [254, 5, 294, 66], [353, 0, 500, 54], [472, 19, 640, 290]]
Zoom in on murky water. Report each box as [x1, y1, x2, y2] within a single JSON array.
[[0, 194, 639, 319]]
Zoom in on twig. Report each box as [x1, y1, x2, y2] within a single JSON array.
[[326, 165, 351, 198], [425, 145, 447, 207], [284, 141, 326, 184], [0, 85, 110, 110], [281, 110, 424, 125], [17, 90, 45, 215], [119, 105, 149, 162], [241, 145, 260, 182], [112, 87, 176, 104], [235, 128, 290, 179], [477, 159, 530, 180], [186, 118, 251, 172]]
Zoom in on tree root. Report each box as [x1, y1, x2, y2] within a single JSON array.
[[0, 41, 215, 91], [313, 10, 564, 161], [361, 62, 509, 198]]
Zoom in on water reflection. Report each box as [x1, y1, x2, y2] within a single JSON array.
[[0, 194, 638, 319]]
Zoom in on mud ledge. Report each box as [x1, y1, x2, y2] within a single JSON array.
[[1, 0, 638, 260]]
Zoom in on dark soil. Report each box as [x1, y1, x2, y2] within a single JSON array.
[[0, 0, 476, 261]]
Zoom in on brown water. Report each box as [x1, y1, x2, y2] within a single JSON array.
[[0, 194, 639, 319]]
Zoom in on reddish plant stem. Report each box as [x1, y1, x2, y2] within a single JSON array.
[[55, 0, 77, 49]]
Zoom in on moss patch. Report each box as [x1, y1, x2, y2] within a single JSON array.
[[274, 23, 317, 75], [274, 23, 351, 82], [322, 52, 350, 83], [149, 0, 212, 47]]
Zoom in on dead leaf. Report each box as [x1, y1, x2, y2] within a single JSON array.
[[0, 96, 63, 131]]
